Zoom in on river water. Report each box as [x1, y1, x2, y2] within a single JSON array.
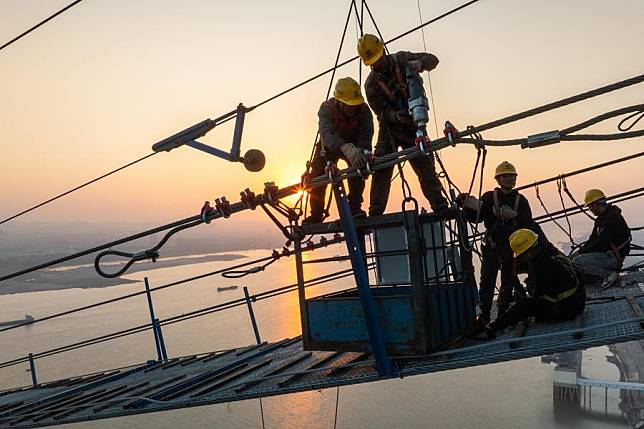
[[0, 248, 629, 428]]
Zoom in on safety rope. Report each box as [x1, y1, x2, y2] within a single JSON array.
[[534, 184, 578, 246], [415, 0, 441, 140]]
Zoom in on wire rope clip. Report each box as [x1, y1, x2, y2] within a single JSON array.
[[240, 188, 257, 210], [263, 182, 279, 204], [325, 161, 338, 182], [415, 131, 430, 155], [443, 121, 459, 147], [200, 201, 214, 224], [215, 197, 232, 218], [358, 150, 375, 179]]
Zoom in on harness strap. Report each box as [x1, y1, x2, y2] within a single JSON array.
[[610, 235, 631, 260], [542, 286, 579, 303]]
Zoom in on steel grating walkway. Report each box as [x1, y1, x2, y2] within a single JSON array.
[[1, 271, 643, 428]]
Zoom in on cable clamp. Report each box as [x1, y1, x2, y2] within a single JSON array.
[[415, 131, 430, 154], [325, 161, 338, 181], [240, 188, 257, 210], [523, 130, 561, 149], [200, 201, 214, 224], [263, 182, 279, 204], [443, 121, 460, 147], [215, 197, 232, 218], [133, 249, 159, 262]]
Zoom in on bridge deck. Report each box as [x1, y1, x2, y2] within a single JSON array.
[[1, 271, 643, 429]]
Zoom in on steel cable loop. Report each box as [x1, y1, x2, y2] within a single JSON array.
[[560, 103, 644, 135], [221, 257, 278, 278], [619, 110, 644, 132]]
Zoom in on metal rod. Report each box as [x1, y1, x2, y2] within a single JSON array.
[[27, 353, 37, 386], [332, 178, 392, 376], [294, 238, 310, 346], [155, 318, 168, 361], [230, 103, 246, 160], [144, 277, 163, 361], [243, 287, 262, 345]]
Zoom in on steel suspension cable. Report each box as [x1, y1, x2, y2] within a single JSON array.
[[0, 152, 157, 226], [0, 0, 85, 52]]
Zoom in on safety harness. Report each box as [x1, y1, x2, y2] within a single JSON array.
[[541, 254, 580, 304], [321, 99, 365, 144], [374, 54, 408, 111], [492, 189, 521, 226]]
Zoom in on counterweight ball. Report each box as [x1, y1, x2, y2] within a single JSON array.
[[242, 149, 266, 172]]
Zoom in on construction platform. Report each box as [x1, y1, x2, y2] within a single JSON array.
[[1, 271, 643, 428]]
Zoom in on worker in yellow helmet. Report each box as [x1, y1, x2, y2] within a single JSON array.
[[455, 161, 535, 325], [571, 189, 631, 288], [473, 229, 586, 340], [357, 34, 452, 219], [302, 77, 374, 224]]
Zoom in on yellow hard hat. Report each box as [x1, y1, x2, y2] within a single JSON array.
[[334, 77, 364, 106], [495, 161, 517, 178], [584, 189, 606, 206], [509, 228, 539, 258], [357, 34, 384, 66]]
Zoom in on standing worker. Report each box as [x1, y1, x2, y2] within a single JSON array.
[[302, 77, 374, 225], [473, 228, 586, 340], [357, 34, 452, 218], [456, 161, 533, 324], [572, 189, 630, 287]]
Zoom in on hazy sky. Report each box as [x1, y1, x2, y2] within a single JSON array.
[[1, 0, 643, 237]]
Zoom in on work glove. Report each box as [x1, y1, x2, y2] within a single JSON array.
[[456, 193, 480, 211], [340, 143, 367, 169], [388, 110, 412, 125], [408, 59, 423, 73], [497, 206, 518, 221]]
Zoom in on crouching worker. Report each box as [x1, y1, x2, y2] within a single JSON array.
[[302, 77, 374, 225], [572, 189, 630, 287], [474, 229, 586, 340]]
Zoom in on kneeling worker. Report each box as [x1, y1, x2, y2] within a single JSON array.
[[303, 77, 374, 224], [474, 229, 585, 340], [572, 189, 630, 286]]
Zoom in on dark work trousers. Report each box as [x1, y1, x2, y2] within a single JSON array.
[[479, 243, 522, 319], [309, 146, 365, 218], [490, 290, 585, 332], [369, 125, 447, 216]]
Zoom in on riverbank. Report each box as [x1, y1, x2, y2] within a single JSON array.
[[0, 253, 245, 295]]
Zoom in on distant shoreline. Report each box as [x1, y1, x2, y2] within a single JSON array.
[[0, 253, 246, 296]]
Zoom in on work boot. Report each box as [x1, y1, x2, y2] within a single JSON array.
[[468, 324, 496, 341], [474, 313, 490, 329], [302, 214, 323, 225], [432, 206, 458, 220], [352, 208, 367, 219], [600, 272, 620, 290]]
